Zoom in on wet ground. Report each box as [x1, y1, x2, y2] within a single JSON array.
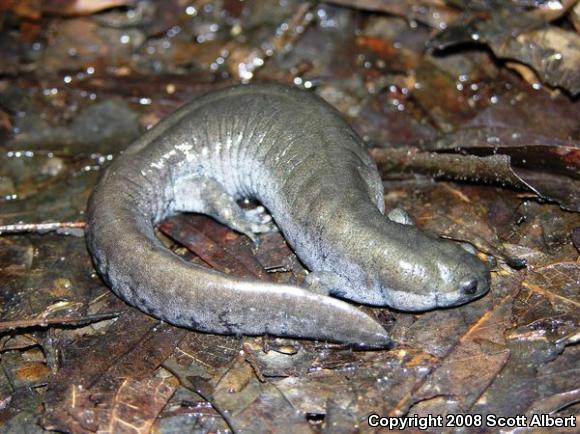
[[0, 1, 579, 432]]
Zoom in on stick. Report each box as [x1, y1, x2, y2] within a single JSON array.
[[0, 312, 119, 332], [0, 221, 86, 235]]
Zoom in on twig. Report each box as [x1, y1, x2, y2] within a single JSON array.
[[370, 147, 526, 188], [0, 312, 119, 332], [0, 221, 86, 235]]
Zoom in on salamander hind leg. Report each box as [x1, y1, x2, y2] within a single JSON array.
[[173, 175, 276, 242], [305, 271, 352, 297]]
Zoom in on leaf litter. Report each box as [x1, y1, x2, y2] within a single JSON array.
[[0, 0, 578, 432]]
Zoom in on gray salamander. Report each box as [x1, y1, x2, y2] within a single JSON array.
[[87, 83, 490, 348]]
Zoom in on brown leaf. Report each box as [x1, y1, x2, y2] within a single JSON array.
[[356, 35, 419, 71], [42, 19, 142, 73], [159, 214, 270, 280], [412, 58, 480, 132], [42, 0, 133, 16], [429, 6, 580, 94], [520, 262, 580, 318], [101, 377, 178, 434], [493, 27, 580, 95], [44, 377, 177, 434], [42, 301, 186, 432], [325, 0, 458, 29], [392, 272, 521, 416], [0, 0, 42, 20]]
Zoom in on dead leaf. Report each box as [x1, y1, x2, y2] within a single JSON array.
[[493, 27, 580, 95], [42, 0, 133, 17], [44, 377, 177, 433], [325, 0, 458, 29], [101, 377, 178, 434]]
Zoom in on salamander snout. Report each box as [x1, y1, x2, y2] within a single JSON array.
[[456, 260, 491, 303]]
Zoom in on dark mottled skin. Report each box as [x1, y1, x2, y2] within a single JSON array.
[[87, 83, 490, 347]]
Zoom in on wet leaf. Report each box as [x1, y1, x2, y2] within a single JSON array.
[[44, 377, 177, 434], [430, 5, 580, 94], [0, 0, 133, 18], [518, 262, 580, 323], [0, 0, 579, 431], [492, 27, 580, 95], [41, 19, 144, 73], [9, 99, 142, 154], [325, 0, 459, 29], [160, 214, 271, 280], [213, 357, 315, 433], [42, 0, 133, 17], [403, 273, 520, 415]]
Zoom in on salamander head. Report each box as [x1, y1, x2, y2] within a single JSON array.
[[379, 234, 490, 311], [337, 216, 490, 311]]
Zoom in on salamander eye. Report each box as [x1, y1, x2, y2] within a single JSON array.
[[459, 278, 478, 295]]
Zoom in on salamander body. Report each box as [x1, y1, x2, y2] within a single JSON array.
[[87, 83, 490, 347]]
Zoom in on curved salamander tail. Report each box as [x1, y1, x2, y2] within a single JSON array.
[[86, 172, 392, 348]]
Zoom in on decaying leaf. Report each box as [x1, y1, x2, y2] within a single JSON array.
[[44, 377, 177, 434], [1, 0, 579, 432], [9, 99, 142, 154], [430, 5, 580, 94], [519, 262, 580, 321], [325, 0, 459, 29], [0, 0, 134, 18], [42, 0, 134, 17], [404, 274, 520, 417], [493, 27, 580, 95]]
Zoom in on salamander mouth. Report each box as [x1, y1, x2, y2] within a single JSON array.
[[381, 288, 440, 312], [385, 282, 490, 312], [435, 285, 489, 308], [352, 268, 491, 311]]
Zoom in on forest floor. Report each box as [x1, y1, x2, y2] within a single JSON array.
[[0, 1, 579, 432]]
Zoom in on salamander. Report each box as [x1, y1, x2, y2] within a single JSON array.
[[87, 83, 490, 348]]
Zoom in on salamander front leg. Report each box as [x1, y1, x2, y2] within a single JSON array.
[[387, 207, 414, 226], [173, 175, 276, 243], [242, 205, 277, 231]]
